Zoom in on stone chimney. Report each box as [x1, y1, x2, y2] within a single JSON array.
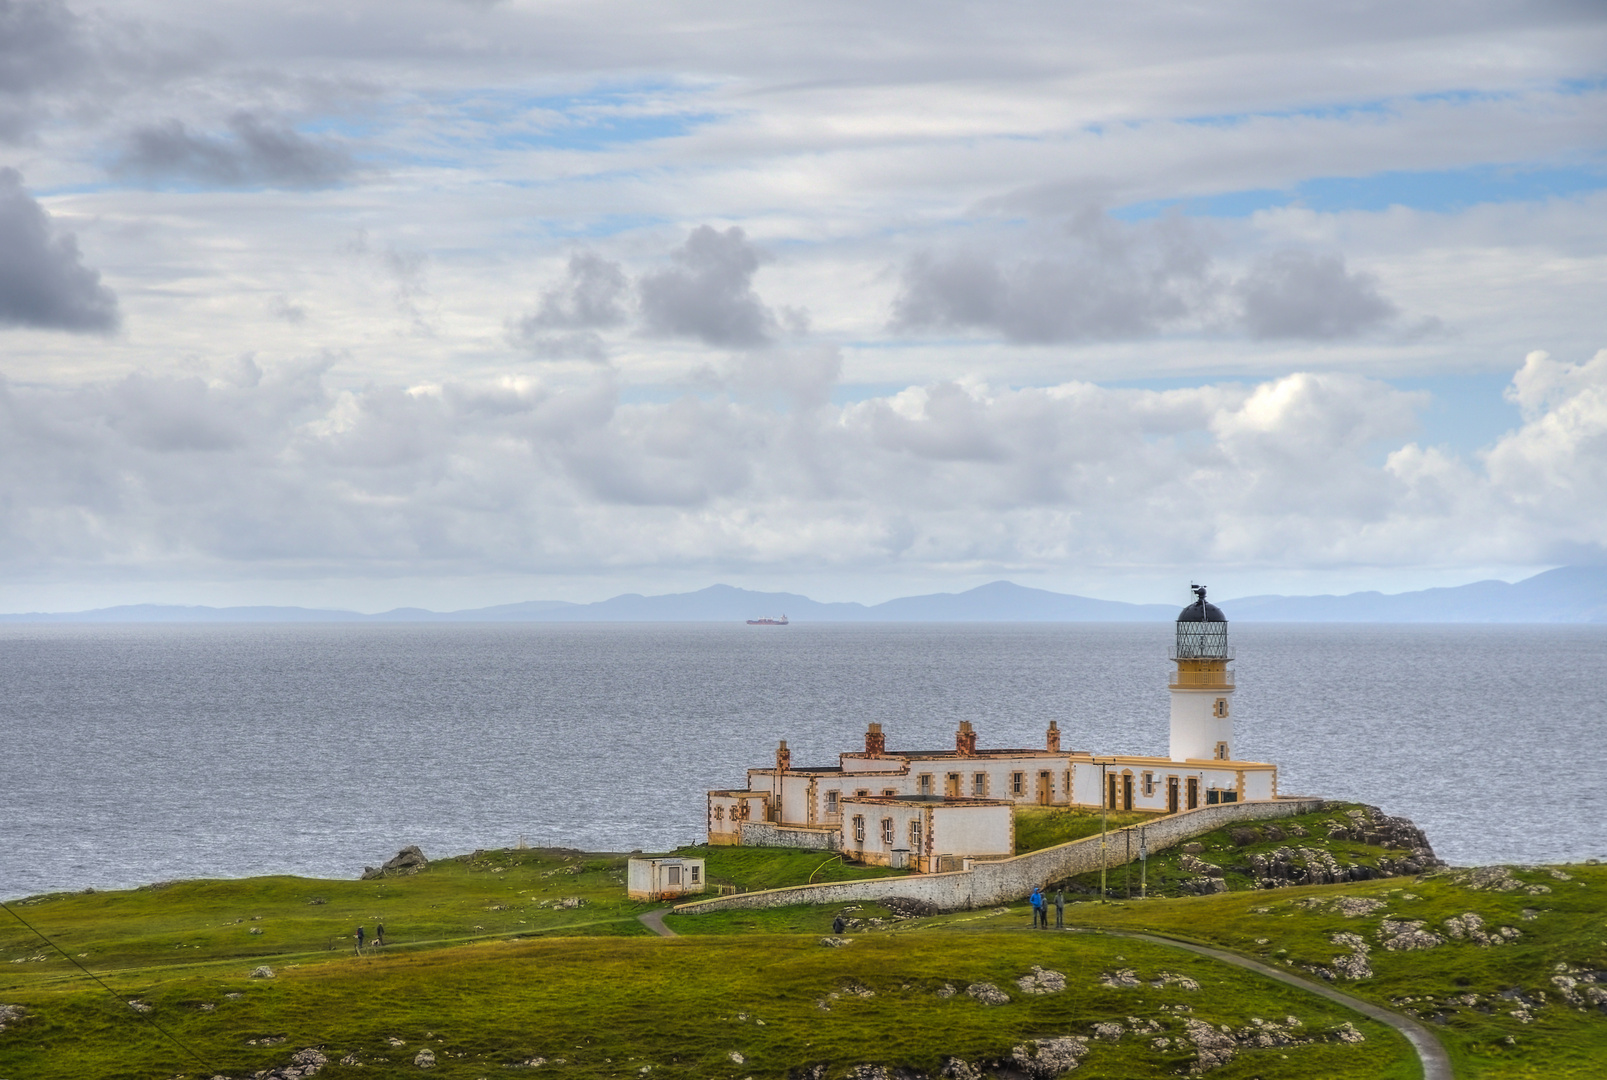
[[955, 720, 977, 757], [864, 722, 885, 756], [776, 739, 791, 771], [1046, 720, 1061, 754]]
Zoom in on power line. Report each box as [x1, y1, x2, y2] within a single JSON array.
[[0, 897, 220, 1076]]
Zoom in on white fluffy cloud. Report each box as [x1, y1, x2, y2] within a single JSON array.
[[0, 352, 1599, 590]]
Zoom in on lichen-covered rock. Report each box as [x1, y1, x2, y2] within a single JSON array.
[[1379, 919, 1444, 951], [1090, 1022, 1124, 1040], [1150, 971, 1201, 991], [966, 982, 1010, 1005], [818, 937, 852, 948], [1099, 968, 1142, 989], [1015, 966, 1066, 994], [1330, 933, 1373, 979], [1183, 1018, 1237, 1073], [1010, 1036, 1088, 1078], [249, 965, 274, 979], [0, 1004, 25, 1032], [414, 1047, 436, 1068]]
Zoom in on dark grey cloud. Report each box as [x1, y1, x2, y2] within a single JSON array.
[[892, 212, 1405, 343], [0, 0, 89, 142], [892, 212, 1217, 343], [1236, 250, 1399, 340], [0, 168, 118, 333], [508, 251, 628, 360], [113, 111, 354, 188], [639, 225, 777, 347]]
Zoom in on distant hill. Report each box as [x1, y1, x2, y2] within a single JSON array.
[[4, 567, 1604, 623], [1222, 565, 1607, 623]]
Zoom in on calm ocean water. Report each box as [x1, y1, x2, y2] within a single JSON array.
[[2, 622, 1603, 898]]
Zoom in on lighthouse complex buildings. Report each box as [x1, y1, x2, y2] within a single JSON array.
[[707, 587, 1278, 873]]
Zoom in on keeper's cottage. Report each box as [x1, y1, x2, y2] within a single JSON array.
[[706, 586, 1276, 872]]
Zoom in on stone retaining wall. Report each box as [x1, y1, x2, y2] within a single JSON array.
[[676, 797, 1325, 915], [738, 821, 841, 851]]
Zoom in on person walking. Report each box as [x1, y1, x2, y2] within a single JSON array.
[[375, 923, 385, 948], [355, 925, 365, 953], [1054, 889, 1064, 929], [832, 914, 846, 935]]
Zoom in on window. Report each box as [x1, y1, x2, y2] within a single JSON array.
[[856, 789, 870, 798], [881, 817, 894, 845], [690, 865, 701, 884], [972, 772, 986, 796], [667, 866, 681, 886], [824, 790, 839, 813], [1214, 741, 1229, 761], [1011, 771, 1025, 796], [1143, 771, 1155, 797], [853, 815, 865, 843], [714, 805, 725, 821], [918, 774, 933, 795], [1213, 697, 1229, 718], [883, 789, 897, 797], [909, 819, 922, 853]]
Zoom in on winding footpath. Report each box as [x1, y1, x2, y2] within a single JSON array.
[[1084, 928, 1453, 1080], [638, 908, 678, 937]]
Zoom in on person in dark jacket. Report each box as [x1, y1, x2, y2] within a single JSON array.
[[1054, 890, 1064, 929], [355, 925, 365, 952], [832, 914, 846, 935]]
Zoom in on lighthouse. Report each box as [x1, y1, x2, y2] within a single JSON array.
[[1169, 584, 1235, 762]]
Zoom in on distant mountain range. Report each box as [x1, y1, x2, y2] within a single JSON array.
[[4, 567, 1604, 624]]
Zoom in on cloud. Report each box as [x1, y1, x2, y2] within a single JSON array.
[[639, 225, 778, 347], [0, 0, 91, 142], [892, 212, 1218, 343], [508, 251, 629, 360], [0, 351, 1599, 581], [892, 212, 1406, 343], [1236, 250, 1398, 340], [0, 168, 119, 333], [113, 111, 355, 188]]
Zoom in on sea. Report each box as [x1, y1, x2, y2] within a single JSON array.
[[2, 622, 1603, 899]]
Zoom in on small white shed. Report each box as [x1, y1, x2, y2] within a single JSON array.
[[627, 856, 707, 901]]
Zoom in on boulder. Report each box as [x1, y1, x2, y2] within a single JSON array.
[[385, 846, 429, 871], [966, 982, 1010, 1005], [1010, 1037, 1088, 1079], [250, 965, 275, 979]]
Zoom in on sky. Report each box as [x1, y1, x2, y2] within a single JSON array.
[[1, 0, 1604, 612]]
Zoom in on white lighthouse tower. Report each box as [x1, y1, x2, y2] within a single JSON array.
[[1169, 584, 1235, 762]]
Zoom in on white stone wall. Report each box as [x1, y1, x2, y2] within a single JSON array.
[[677, 798, 1325, 914], [738, 822, 840, 851]]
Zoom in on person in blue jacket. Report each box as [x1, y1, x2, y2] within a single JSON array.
[[1029, 886, 1045, 929]]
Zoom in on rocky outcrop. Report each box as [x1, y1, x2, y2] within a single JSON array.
[[204, 1046, 327, 1079], [965, 982, 1010, 1005], [0, 1004, 25, 1032], [361, 846, 429, 880], [1015, 966, 1066, 995]]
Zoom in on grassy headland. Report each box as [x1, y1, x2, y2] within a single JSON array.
[[1, 805, 1601, 1079]]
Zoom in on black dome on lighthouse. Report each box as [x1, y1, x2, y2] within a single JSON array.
[[1177, 585, 1226, 623]]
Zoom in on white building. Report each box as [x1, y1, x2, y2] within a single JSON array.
[[627, 855, 707, 901], [707, 586, 1277, 871]]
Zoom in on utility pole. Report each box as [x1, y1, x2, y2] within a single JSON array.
[[1124, 828, 1131, 899], [1139, 826, 1148, 899], [1098, 759, 1109, 903]]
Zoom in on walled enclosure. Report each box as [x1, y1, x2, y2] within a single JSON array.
[[675, 797, 1325, 915]]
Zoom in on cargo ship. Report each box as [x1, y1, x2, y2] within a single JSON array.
[[746, 615, 789, 625]]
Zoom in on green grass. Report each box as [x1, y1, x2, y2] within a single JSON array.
[[0, 924, 1412, 1079], [1012, 805, 1151, 854], [4, 826, 1602, 1079], [1056, 863, 1607, 1079]]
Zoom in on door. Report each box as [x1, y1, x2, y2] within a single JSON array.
[[1107, 773, 1118, 810], [1167, 776, 1180, 814], [1037, 771, 1052, 805], [1122, 773, 1134, 811], [1186, 777, 1199, 810], [945, 773, 960, 797]]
